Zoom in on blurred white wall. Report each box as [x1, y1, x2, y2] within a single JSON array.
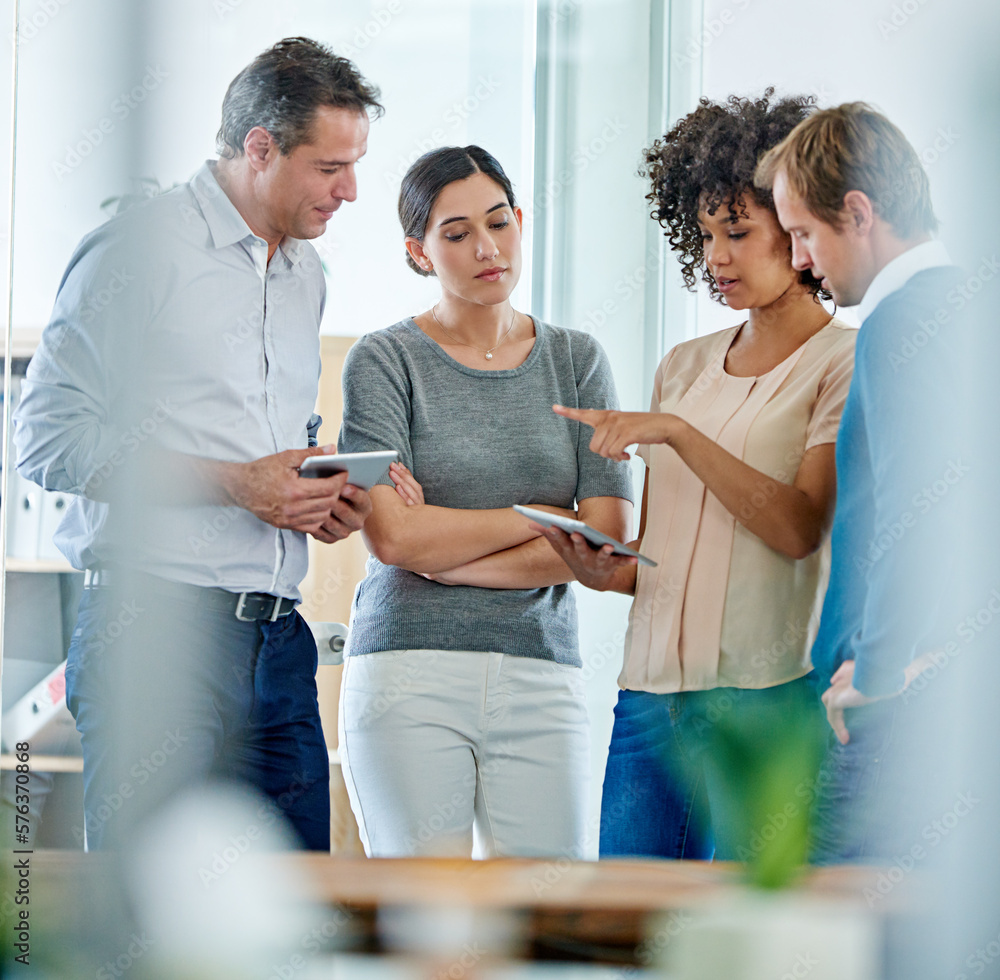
[[690, 0, 979, 339], [9, 0, 536, 335]]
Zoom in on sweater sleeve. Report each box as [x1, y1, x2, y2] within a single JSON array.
[[849, 284, 965, 697], [338, 332, 413, 491], [571, 334, 635, 504]]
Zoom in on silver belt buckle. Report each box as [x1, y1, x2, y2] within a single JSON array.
[[235, 593, 255, 622]]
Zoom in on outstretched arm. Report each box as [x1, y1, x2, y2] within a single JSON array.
[[553, 405, 836, 560]]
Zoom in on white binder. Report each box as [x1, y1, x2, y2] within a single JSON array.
[[5, 470, 43, 560], [37, 491, 71, 562]]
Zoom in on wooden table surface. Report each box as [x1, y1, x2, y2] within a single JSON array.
[[31, 852, 911, 964], [264, 855, 906, 962], [283, 854, 886, 910]]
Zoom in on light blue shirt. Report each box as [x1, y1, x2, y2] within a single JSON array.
[[856, 239, 952, 322], [13, 163, 326, 599], [811, 242, 962, 696]]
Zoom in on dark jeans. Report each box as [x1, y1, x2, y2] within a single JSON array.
[[64, 578, 330, 851], [809, 700, 901, 865], [600, 678, 820, 861], [809, 676, 959, 866]]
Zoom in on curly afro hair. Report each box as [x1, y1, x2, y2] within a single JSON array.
[[642, 88, 829, 304]]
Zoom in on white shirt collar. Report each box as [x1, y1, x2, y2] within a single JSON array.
[[856, 240, 952, 323]]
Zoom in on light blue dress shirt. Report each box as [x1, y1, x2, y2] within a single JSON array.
[[13, 163, 326, 599]]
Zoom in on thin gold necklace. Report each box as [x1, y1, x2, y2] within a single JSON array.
[[431, 304, 517, 361]]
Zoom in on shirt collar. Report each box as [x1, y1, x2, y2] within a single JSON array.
[[277, 235, 307, 266], [190, 162, 254, 250], [189, 162, 307, 266], [857, 240, 953, 323]]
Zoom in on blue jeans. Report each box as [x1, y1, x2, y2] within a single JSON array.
[[809, 700, 900, 865], [599, 689, 712, 859], [600, 678, 819, 861], [64, 578, 330, 850], [809, 676, 958, 866]]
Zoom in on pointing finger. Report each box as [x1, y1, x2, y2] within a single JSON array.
[[553, 404, 603, 428]]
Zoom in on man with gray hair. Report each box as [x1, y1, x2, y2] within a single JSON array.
[[13, 37, 382, 850]]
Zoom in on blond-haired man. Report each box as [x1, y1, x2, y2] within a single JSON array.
[[757, 103, 968, 863]]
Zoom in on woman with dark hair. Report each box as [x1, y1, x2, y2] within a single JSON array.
[[539, 91, 856, 860], [337, 145, 634, 858]]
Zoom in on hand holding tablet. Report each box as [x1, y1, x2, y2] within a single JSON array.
[[299, 450, 398, 491], [513, 505, 658, 567]]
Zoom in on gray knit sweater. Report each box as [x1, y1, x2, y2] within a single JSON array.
[[338, 316, 634, 666]]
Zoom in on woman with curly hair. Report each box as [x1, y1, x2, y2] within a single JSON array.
[[538, 90, 856, 860]]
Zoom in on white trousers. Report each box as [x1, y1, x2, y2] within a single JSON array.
[[339, 649, 591, 859]]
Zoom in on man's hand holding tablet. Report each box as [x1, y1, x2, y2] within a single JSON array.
[[291, 449, 392, 544], [299, 450, 398, 490]]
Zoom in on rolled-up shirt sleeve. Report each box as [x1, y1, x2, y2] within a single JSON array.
[[13, 221, 148, 496]]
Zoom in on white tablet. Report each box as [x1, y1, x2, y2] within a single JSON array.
[[513, 505, 658, 567], [298, 451, 398, 491]]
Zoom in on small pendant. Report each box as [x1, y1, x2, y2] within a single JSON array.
[[485, 352, 493, 360]]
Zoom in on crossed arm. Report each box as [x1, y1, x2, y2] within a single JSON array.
[[362, 462, 632, 589]]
